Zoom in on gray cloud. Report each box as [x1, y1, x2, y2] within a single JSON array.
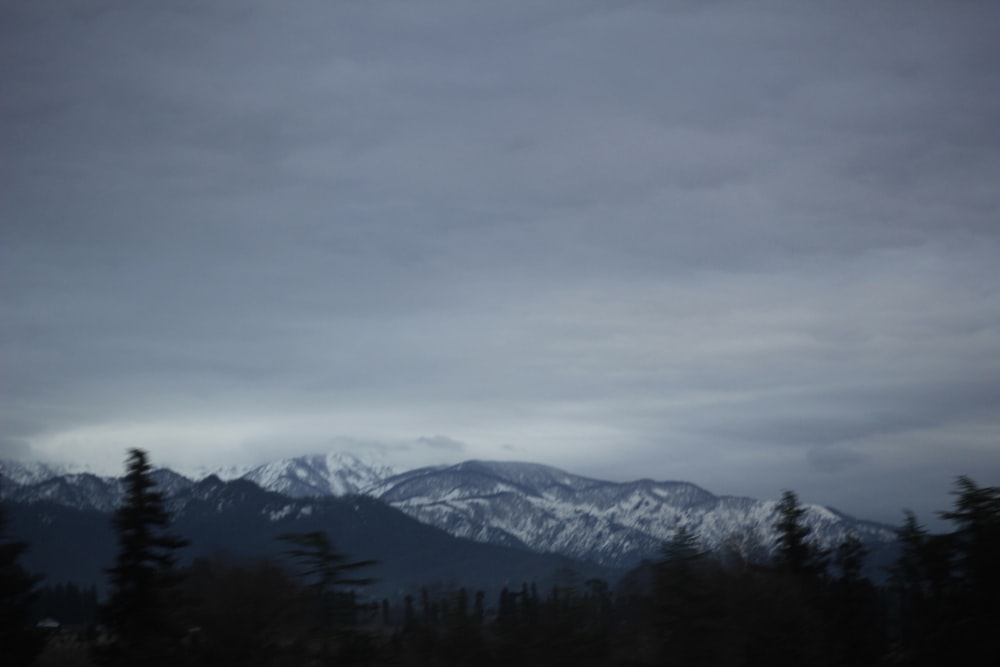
[[416, 436, 467, 453], [806, 445, 869, 474], [2, 0, 999, 527]]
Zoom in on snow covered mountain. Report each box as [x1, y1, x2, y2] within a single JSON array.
[[0, 466, 194, 513], [0, 459, 103, 487], [368, 460, 897, 569], [6, 474, 605, 598], [235, 451, 395, 498], [0, 452, 391, 509], [1, 453, 898, 572], [1, 473, 122, 513]]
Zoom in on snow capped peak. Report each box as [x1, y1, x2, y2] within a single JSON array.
[[368, 461, 898, 569], [0, 460, 61, 486], [189, 462, 256, 482], [3, 451, 899, 575], [237, 450, 397, 498], [0, 459, 110, 486]]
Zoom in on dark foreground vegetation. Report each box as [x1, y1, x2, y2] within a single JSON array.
[[2, 449, 997, 666]]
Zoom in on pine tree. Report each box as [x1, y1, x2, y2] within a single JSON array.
[[654, 527, 722, 666], [830, 534, 884, 665], [0, 505, 46, 667], [660, 525, 705, 570], [890, 511, 935, 615], [833, 534, 868, 585], [937, 476, 1000, 659], [180, 556, 314, 667], [278, 531, 376, 629], [473, 590, 485, 625], [939, 476, 1000, 617], [100, 449, 188, 665], [774, 490, 827, 577]]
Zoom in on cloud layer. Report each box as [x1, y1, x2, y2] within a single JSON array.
[[3, 0, 999, 526]]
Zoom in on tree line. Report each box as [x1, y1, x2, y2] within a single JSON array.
[[2, 449, 997, 665]]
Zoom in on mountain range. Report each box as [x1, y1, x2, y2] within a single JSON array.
[[1, 452, 899, 594]]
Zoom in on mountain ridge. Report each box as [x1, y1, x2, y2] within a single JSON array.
[[1, 452, 899, 574], [4, 475, 608, 598]]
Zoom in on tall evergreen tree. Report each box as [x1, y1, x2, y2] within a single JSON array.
[[100, 449, 188, 665], [889, 477, 1000, 664], [180, 556, 314, 667], [833, 534, 868, 585], [654, 527, 723, 667], [278, 531, 376, 629], [279, 531, 379, 664], [938, 476, 1000, 616], [0, 504, 46, 667], [774, 490, 827, 577], [830, 534, 884, 665], [937, 476, 1000, 658], [892, 511, 929, 592], [660, 525, 705, 570]]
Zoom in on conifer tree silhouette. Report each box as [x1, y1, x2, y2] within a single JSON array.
[[774, 490, 827, 577], [100, 449, 188, 665], [0, 504, 45, 667]]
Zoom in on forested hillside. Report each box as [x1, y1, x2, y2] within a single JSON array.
[[2, 451, 996, 665]]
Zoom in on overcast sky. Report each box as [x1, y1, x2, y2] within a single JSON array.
[[2, 0, 999, 528]]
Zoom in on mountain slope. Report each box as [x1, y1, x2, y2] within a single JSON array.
[[0, 467, 193, 513], [234, 452, 395, 497], [4, 475, 607, 598], [1, 460, 94, 487], [369, 460, 898, 570], [1, 454, 899, 575]]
